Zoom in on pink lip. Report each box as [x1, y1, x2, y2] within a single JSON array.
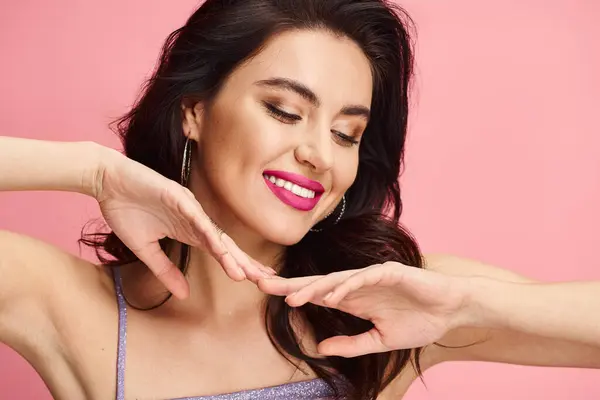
[[263, 170, 325, 211], [264, 170, 325, 193]]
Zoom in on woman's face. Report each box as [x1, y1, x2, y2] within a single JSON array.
[[185, 29, 373, 245]]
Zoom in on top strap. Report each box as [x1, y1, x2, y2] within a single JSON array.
[[112, 267, 127, 400]]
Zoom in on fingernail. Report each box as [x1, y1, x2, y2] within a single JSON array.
[[323, 292, 333, 301], [261, 270, 272, 278], [237, 267, 246, 279], [285, 292, 297, 303], [266, 267, 277, 275]]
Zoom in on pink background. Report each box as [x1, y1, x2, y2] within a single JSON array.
[[1, 0, 599, 398]]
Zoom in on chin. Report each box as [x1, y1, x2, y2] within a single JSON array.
[[260, 223, 310, 246]]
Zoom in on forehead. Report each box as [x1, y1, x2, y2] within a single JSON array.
[[229, 29, 373, 108]]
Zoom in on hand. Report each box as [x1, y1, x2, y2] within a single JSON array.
[[259, 262, 472, 357], [95, 150, 275, 299]]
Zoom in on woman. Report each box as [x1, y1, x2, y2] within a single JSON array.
[[0, 0, 598, 399]]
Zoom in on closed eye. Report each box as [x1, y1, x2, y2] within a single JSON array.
[[263, 101, 360, 147], [333, 130, 359, 147], [262, 102, 302, 123]]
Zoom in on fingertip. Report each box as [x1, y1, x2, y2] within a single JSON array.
[[173, 288, 190, 300], [316, 342, 334, 356], [232, 269, 247, 282], [171, 280, 190, 300], [219, 252, 246, 282], [323, 291, 341, 307], [257, 279, 288, 296], [256, 278, 267, 291], [258, 270, 273, 279], [285, 293, 308, 308], [257, 276, 273, 287], [223, 266, 246, 282], [284, 293, 298, 307]]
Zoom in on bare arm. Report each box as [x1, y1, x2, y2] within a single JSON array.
[[426, 254, 600, 369], [0, 135, 265, 340], [0, 137, 122, 399], [0, 136, 110, 196], [0, 137, 110, 339]]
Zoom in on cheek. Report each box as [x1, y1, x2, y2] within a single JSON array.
[[202, 106, 253, 162], [334, 154, 359, 193], [201, 101, 283, 177]]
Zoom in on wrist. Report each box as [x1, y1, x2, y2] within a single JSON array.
[[456, 276, 515, 330], [77, 141, 122, 199]]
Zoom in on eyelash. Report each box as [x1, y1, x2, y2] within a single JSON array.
[[262, 102, 359, 147]]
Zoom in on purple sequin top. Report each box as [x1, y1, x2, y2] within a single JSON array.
[[112, 268, 342, 399]]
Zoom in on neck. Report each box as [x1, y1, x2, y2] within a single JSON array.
[[181, 229, 284, 319], [120, 233, 284, 324]]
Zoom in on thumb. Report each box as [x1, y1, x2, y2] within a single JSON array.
[[317, 329, 387, 358], [134, 241, 189, 300]]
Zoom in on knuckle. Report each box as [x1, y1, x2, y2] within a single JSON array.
[[182, 187, 194, 197]]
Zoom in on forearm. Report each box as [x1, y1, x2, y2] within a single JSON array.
[[0, 136, 113, 197], [468, 278, 600, 348]]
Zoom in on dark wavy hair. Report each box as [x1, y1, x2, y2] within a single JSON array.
[[81, 1, 424, 398]]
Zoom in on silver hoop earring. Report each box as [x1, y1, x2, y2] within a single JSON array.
[[309, 194, 346, 233], [181, 137, 192, 187]]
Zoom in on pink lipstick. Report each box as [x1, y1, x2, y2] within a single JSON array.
[[263, 170, 325, 211]]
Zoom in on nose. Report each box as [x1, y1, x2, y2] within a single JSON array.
[[294, 128, 334, 173]]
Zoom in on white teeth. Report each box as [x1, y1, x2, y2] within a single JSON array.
[[263, 174, 316, 199]]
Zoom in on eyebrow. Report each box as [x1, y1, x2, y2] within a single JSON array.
[[254, 77, 370, 120]]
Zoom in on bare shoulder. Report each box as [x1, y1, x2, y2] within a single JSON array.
[[0, 229, 118, 399], [0, 229, 113, 309]]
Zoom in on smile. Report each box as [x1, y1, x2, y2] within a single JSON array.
[[263, 170, 325, 211], [264, 175, 316, 198]]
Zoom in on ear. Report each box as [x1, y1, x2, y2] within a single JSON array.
[[181, 100, 205, 142]]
